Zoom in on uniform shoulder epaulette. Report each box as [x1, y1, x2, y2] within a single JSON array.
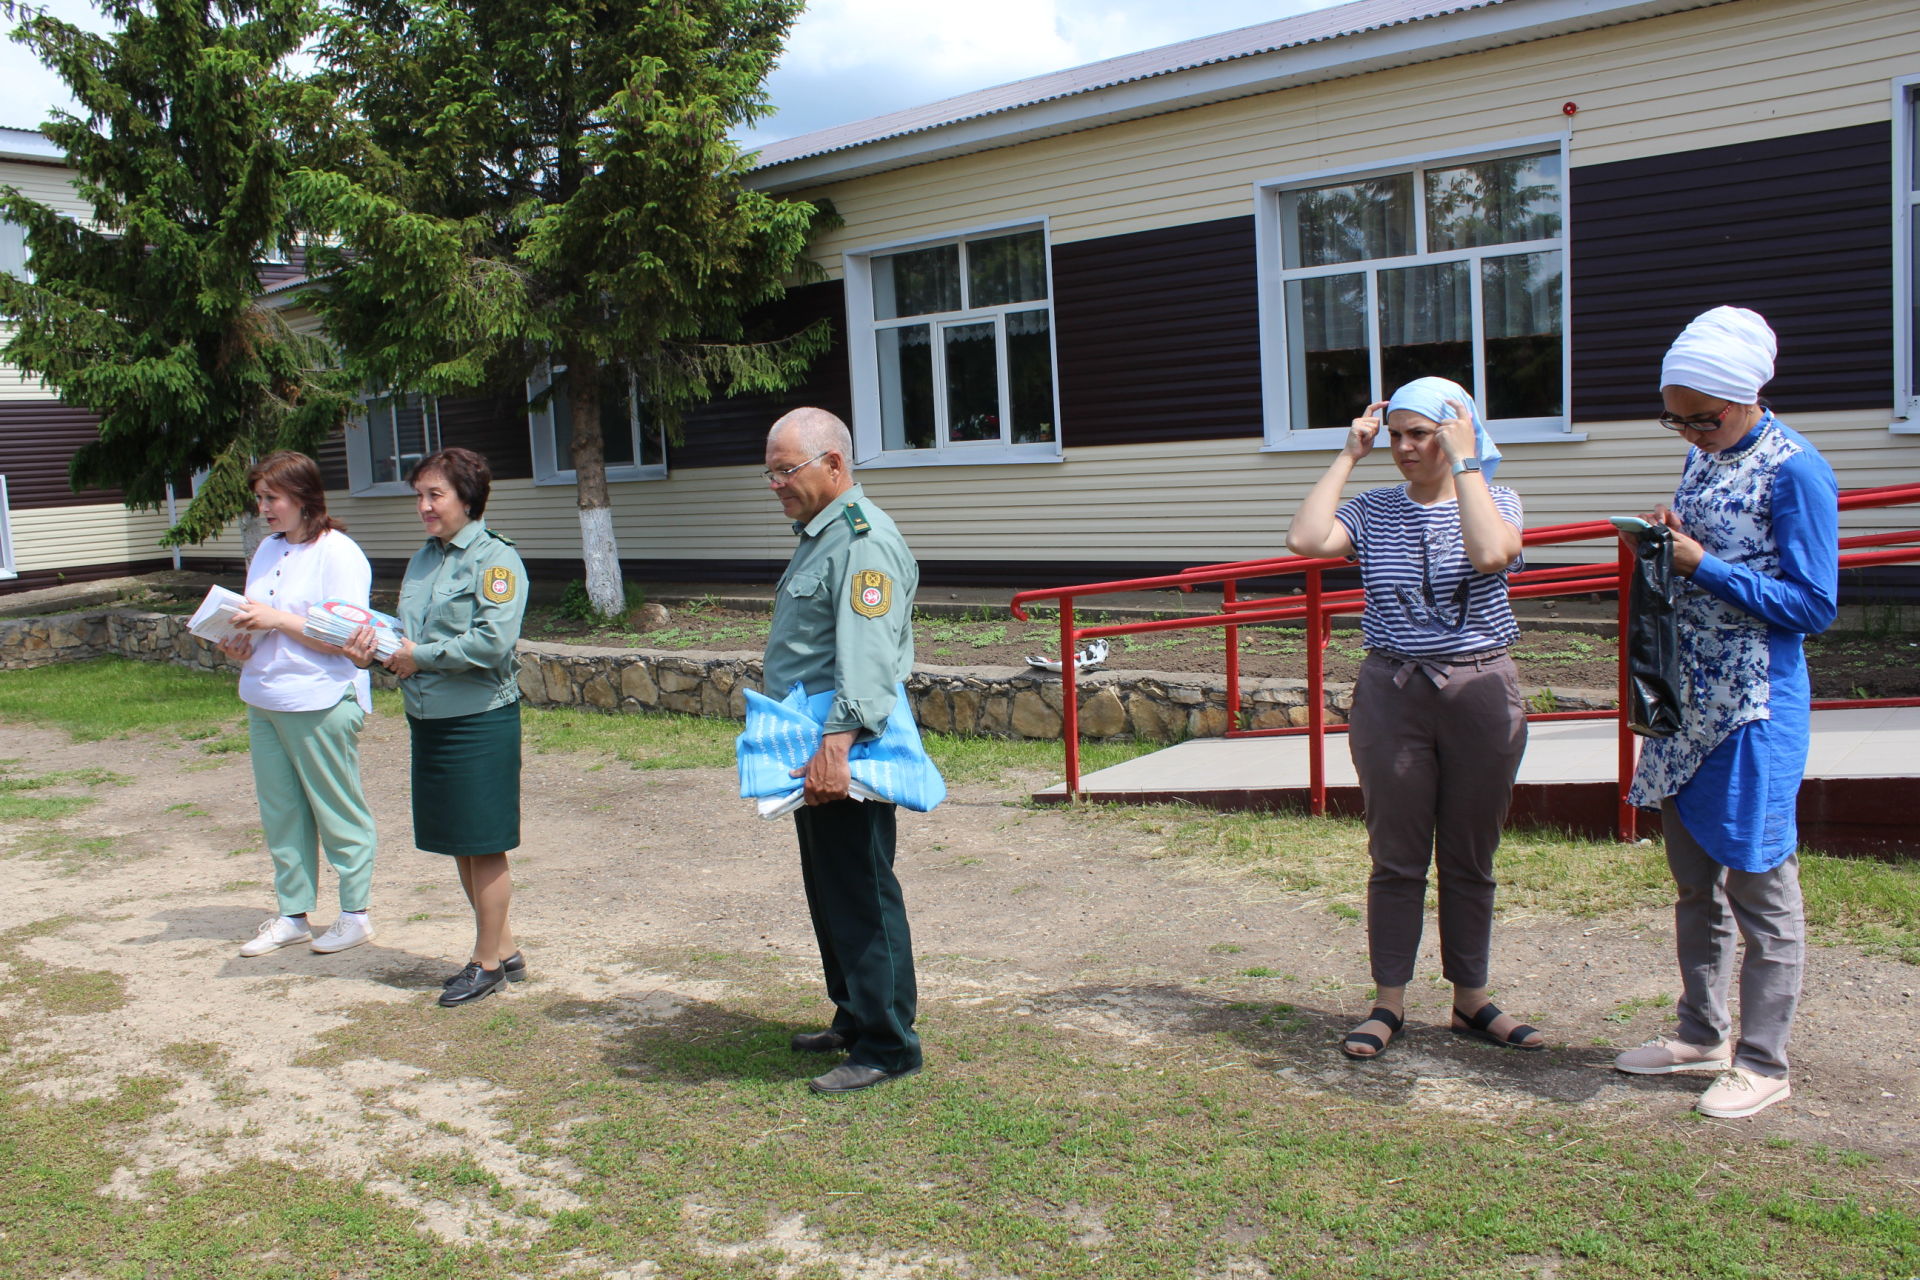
[[484, 528, 517, 547], [842, 502, 871, 536]]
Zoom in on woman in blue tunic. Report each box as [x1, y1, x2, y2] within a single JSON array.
[[1613, 307, 1839, 1119]]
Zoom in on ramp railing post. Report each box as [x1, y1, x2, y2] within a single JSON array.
[[1223, 579, 1241, 732], [1060, 599, 1081, 797], [1616, 541, 1638, 842], [1306, 567, 1326, 816]]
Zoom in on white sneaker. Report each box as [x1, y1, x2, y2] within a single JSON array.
[[310, 913, 375, 954], [1613, 1035, 1732, 1075], [1697, 1066, 1792, 1119], [239, 915, 312, 957]]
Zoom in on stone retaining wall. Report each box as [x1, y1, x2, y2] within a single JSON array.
[[0, 609, 1614, 742]]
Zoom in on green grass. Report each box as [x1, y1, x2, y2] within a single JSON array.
[[0, 657, 247, 748], [1091, 806, 1920, 962], [517, 688, 1158, 783], [34, 956, 1884, 1280]]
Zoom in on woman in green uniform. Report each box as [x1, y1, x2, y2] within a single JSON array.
[[351, 447, 528, 1006]]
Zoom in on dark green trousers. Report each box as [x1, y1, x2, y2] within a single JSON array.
[[793, 799, 921, 1073]]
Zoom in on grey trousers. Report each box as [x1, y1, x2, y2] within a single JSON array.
[[1348, 652, 1528, 989], [1661, 800, 1805, 1078]]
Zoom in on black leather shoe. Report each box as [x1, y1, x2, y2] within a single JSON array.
[[808, 1062, 920, 1094], [790, 1029, 850, 1054], [438, 963, 507, 1006], [443, 951, 526, 987]]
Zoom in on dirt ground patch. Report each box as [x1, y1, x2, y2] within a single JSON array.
[[3, 707, 1918, 1260]]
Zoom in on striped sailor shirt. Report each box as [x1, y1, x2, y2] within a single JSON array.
[[1334, 484, 1524, 658]]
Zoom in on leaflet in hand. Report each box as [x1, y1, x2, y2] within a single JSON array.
[[187, 585, 249, 644], [304, 599, 404, 658]]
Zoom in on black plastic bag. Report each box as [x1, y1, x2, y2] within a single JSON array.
[[1625, 525, 1682, 738]]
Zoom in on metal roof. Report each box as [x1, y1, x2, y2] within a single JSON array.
[[749, 0, 1729, 186]]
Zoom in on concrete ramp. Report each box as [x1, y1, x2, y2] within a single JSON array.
[[1034, 707, 1920, 856]]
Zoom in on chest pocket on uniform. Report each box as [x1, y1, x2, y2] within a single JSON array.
[[783, 572, 826, 600], [434, 581, 475, 632]]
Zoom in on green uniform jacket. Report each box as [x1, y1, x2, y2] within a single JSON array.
[[764, 484, 918, 739], [395, 521, 527, 720]]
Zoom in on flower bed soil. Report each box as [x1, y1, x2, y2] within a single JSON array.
[[523, 605, 1920, 702]]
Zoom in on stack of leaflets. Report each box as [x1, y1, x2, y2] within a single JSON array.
[[304, 599, 405, 658], [187, 585, 249, 644]]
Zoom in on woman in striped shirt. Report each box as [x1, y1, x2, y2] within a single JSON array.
[[1287, 378, 1539, 1060]]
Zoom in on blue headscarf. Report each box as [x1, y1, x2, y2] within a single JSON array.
[[1385, 377, 1502, 481]]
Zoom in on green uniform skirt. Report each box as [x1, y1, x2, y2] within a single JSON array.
[[408, 699, 522, 855]]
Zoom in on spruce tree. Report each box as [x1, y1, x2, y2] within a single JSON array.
[[0, 0, 353, 547], [294, 0, 829, 617]]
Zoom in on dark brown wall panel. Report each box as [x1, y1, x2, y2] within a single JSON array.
[[1051, 217, 1263, 446], [0, 403, 126, 508], [313, 422, 349, 491], [438, 391, 533, 481], [1570, 123, 1893, 421], [674, 280, 852, 469]]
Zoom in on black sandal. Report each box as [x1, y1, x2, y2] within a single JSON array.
[[1341, 1006, 1404, 1060], [1451, 1002, 1544, 1051]]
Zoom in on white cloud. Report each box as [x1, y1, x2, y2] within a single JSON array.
[[748, 0, 1339, 147], [0, 0, 107, 131], [0, 0, 1344, 154]]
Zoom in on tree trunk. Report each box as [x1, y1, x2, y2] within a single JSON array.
[[240, 511, 267, 566], [566, 352, 624, 617]]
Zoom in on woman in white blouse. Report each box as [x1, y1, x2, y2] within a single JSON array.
[[222, 451, 380, 958]]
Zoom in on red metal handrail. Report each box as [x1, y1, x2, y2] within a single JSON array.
[[1009, 482, 1920, 838]]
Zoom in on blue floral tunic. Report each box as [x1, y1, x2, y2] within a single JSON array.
[[1627, 413, 1839, 871]]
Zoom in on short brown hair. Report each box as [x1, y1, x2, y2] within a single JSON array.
[[409, 447, 492, 519], [247, 451, 342, 538]]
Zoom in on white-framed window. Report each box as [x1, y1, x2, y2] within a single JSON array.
[[1255, 139, 1574, 449], [344, 391, 440, 494], [527, 363, 666, 484], [0, 475, 16, 579], [844, 221, 1062, 467], [1894, 75, 1920, 430], [0, 220, 29, 281]]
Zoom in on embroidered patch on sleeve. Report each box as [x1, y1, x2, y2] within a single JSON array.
[[850, 568, 891, 618], [482, 565, 517, 604]]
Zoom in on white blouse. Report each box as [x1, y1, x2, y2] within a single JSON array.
[[238, 530, 374, 713]]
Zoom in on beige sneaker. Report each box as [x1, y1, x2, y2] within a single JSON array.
[[310, 913, 374, 954], [1613, 1035, 1731, 1075], [1697, 1066, 1791, 1118], [239, 915, 311, 957]]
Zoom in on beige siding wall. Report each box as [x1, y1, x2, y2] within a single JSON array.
[[795, 0, 1920, 263], [8, 501, 178, 574], [313, 409, 1918, 573], [1, 159, 85, 402], [1, 159, 89, 222]]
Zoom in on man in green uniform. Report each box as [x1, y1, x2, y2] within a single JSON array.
[[762, 407, 922, 1095]]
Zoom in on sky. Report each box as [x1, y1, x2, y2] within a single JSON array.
[[0, 0, 1344, 143]]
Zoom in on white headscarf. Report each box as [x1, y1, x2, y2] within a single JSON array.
[[1659, 306, 1777, 404], [1385, 376, 1503, 480]]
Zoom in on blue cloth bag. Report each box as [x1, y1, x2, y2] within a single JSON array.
[[737, 682, 947, 815]]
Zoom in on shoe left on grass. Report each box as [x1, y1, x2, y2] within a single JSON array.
[[438, 962, 507, 1007], [808, 1063, 919, 1095], [1697, 1066, 1792, 1119]]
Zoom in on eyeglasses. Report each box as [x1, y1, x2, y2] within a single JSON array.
[[1392, 532, 1472, 633], [1655, 402, 1735, 432], [762, 451, 828, 485]]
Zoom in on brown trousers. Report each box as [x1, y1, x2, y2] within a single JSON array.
[[1347, 652, 1528, 989]]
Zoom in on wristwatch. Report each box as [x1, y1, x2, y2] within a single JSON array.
[[1451, 456, 1483, 477]]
